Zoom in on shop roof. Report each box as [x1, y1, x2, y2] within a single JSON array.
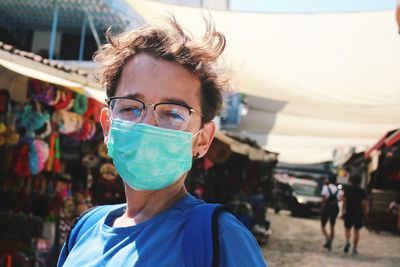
[[342, 152, 365, 168], [0, 42, 88, 77], [0, 0, 131, 33], [0, 41, 106, 102], [385, 129, 400, 147], [215, 131, 278, 162], [365, 129, 400, 158]]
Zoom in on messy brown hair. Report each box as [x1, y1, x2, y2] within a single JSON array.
[[94, 17, 230, 123]]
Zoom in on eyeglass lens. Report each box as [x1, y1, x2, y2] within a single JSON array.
[[109, 98, 191, 130]]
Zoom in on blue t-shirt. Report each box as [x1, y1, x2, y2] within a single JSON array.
[[59, 194, 267, 267]]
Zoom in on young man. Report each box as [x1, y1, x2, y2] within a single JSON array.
[[57, 18, 267, 266], [320, 174, 342, 250], [342, 175, 368, 255]]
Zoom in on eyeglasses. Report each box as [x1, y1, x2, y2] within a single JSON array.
[[106, 96, 201, 131]]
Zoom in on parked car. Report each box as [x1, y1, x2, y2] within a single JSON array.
[[273, 175, 322, 216]]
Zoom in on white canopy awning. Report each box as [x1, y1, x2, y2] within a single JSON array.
[[214, 131, 278, 162], [127, 0, 400, 163]]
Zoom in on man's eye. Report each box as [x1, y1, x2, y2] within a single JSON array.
[[120, 107, 142, 117], [167, 111, 184, 121]]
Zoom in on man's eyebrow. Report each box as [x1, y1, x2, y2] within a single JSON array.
[[162, 98, 191, 107], [117, 94, 193, 108], [121, 93, 143, 99]]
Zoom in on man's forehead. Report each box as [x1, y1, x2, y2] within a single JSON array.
[[117, 54, 202, 109], [126, 53, 157, 67]]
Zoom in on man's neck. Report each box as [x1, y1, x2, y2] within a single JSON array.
[[113, 179, 188, 227]]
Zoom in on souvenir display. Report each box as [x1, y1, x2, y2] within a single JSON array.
[[0, 122, 5, 146], [84, 98, 104, 123], [16, 105, 50, 134], [0, 122, 5, 133], [9, 75, 29, 103], [97, 142, 109, 159], [54, 89, 74, 110], [72, 93, 88, 115], [100, 163, 118, 181], [0, 89, 10, 114], [0, 78, 122, 265], [4, 126, 20, 145], [82, 154, 99, 189], [30, 139, 50, 175], [52, 110, 83, 134]]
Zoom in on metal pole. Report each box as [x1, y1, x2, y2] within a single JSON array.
[[49, 0, 59, 60], [79, 16, 88, 61], [86, 12, 101, 48]]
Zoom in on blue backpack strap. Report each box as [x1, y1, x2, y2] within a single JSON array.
[[183, 203, 228, 267]]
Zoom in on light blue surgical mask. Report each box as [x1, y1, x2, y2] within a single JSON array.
[[107, 119, 195, 191]]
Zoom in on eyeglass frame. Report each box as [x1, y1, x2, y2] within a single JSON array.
[[105, 96, 203, 129]]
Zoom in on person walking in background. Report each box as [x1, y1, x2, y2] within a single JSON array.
[[250, 187, 270, 235], [342, 175, 368, 255], [320, 174, 342, 250], [387, 195, 400, 235]]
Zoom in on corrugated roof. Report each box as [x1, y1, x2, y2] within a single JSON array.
[[0, 41, 106, 103], [0, 0, 130, 33], [0, 41, 88, 77]]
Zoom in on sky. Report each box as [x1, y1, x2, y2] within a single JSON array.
[[230, 0, 397, 13]]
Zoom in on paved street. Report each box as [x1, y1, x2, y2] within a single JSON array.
[[262, 209, 400, 267]]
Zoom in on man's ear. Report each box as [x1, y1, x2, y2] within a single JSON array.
[[193, 121, 216, 158], [100, 107, 111, 144]]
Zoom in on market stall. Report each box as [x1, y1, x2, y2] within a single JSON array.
[[186, 131, 278, 244], [363, 129, 400, 233], [0, 44, 124, 266], [187, 132, 278, 201], [365, 129, 400, 191]]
